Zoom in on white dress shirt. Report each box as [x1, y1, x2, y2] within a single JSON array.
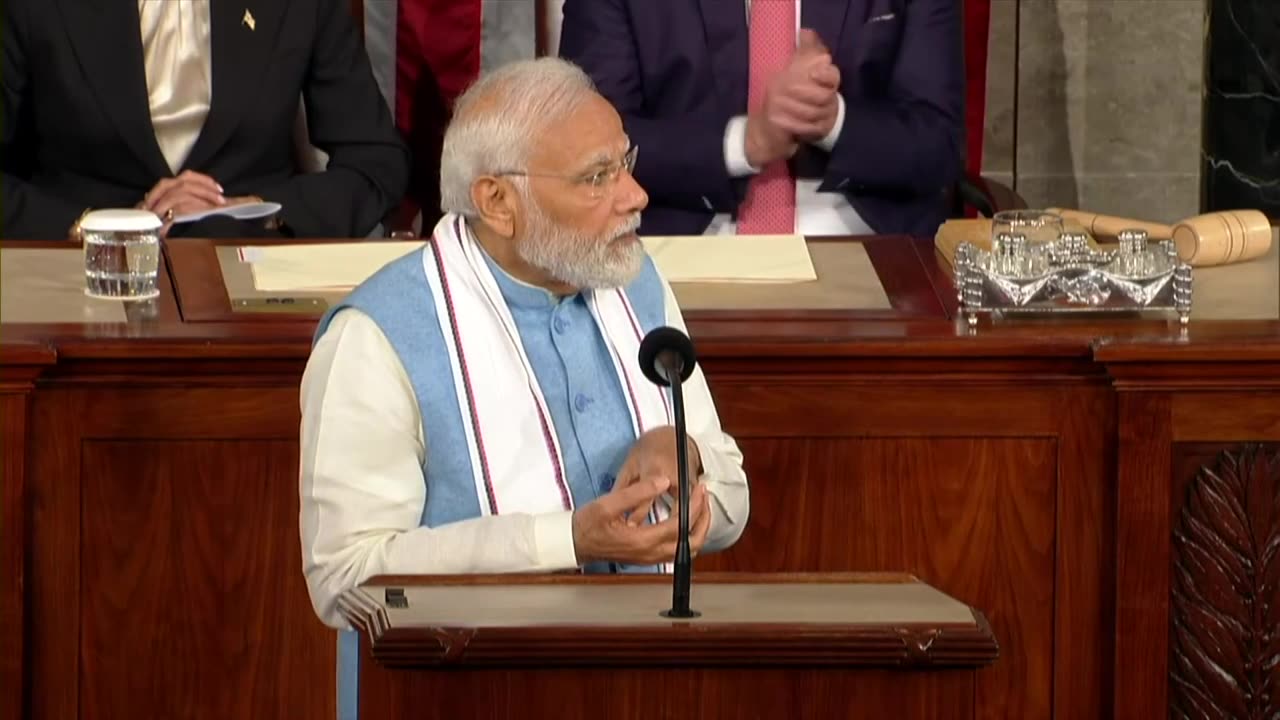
[[299, 276, 750, 630], [706, 0, 873, 237]]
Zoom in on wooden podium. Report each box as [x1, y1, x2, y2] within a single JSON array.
[[339, 573, 998, 720]]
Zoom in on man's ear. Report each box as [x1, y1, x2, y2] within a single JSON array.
[[471, 177, 517, 238]]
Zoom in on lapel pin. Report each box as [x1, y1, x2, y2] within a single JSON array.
[[243, 9, 256, 31]]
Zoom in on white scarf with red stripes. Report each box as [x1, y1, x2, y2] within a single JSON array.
[[421, 214, 673, 548]]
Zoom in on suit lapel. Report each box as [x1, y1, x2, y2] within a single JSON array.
[[801, 0, 853, 51], [57, 0, 171, 179], [697, 0, 749, 116], [183, 0, 289, 170]]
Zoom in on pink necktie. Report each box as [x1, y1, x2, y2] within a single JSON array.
[[737, 0, 797, 235]]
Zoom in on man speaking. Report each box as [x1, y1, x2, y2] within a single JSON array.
[[299, 58, 750, 632]]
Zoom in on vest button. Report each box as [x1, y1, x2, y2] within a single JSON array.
[[553, 316, 568, 334], [574, 393, 592, 412]]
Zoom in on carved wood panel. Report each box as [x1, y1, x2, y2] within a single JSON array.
[[1171, 443, 1280, 720], [77, 440, 333, 720], [697, 437, 1058, 720], [0, 393, 29, 720], [0, 347, 47, 720]]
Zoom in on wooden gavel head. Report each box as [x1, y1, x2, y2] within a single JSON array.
[[1170, 210, 1273, 266]]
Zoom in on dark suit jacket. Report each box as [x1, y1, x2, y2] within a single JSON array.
[[1, 0, 410, 239], [559, 0, 965, 238]]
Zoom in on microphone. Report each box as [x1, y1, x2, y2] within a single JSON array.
[[638, 326, 700, 619]]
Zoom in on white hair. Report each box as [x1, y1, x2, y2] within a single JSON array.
[[439, 58, 598, 217]]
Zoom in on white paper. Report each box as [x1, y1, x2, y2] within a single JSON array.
[[175, 201, 282, 225], [239, 234, 818, 292], [242, 241, 425, 291], [641, 234, 817, 282]]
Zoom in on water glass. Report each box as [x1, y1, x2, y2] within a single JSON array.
[[81, 209, 162, 301]]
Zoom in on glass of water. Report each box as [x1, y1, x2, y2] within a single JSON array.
[[81, 209, 162, 301]]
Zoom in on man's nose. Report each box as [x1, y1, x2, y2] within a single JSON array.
[[614, 169, 648, 215]]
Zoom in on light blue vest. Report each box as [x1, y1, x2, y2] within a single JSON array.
[[314, 243, 670, 719]]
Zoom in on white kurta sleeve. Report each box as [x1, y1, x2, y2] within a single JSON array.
[[299, 309, 579, 630], [659, 280, 752, 552]]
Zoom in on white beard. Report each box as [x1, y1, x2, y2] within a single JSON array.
[[516, 199, 644, 290]]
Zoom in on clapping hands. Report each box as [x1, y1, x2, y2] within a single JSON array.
[[745, 29, 843, 168]]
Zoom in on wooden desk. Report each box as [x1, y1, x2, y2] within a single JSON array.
[[3, 234, 1278, 720], [162, 234, 950, 322], [0, 343, 54, 720]]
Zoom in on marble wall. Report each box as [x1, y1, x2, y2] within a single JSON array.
[[1201, 0, 1280, 218], [983, 0, 1206, 223]]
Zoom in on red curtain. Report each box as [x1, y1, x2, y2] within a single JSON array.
[[392, 0, 483, 229], [963, 0, 991, 180]]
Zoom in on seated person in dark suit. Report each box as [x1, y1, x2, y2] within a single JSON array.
[[1, 0, 410, 239], [559, 0, 965, 238]]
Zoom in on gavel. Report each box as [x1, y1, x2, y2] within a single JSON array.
[[1047, 208, 1273, 267]]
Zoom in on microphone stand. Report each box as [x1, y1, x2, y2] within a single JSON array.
[[660, 360, 699, 619]]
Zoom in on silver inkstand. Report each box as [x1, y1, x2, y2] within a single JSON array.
[[954, 228, 1194, 327]]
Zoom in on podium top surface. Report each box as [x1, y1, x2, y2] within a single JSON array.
[[343, 574, 975, 629], [339, 573, 998, 669]]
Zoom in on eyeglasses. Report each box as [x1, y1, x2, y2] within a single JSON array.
[[498, 146, 638, 200]]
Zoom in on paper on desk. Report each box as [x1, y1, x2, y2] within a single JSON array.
[[239, 241, 425, 291], [240, 233, 816, 291], [641, 234, 816, 282]]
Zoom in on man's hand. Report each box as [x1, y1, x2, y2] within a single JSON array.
[[744, 112, 799, 170], [572, 476, 712, 566], [746, 28, 843, 165], [795, 30, 842, 138], [614, 426, 704, 527], [139, 170, 226, 236]]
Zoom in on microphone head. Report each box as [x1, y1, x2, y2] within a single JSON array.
[[637, 326, 697, 387]]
